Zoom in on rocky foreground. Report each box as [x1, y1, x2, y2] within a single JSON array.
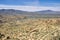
[[0, 15, 60, 40]]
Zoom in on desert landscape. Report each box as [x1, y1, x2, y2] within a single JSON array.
[[0, 10, 60, 40], [0, 0, 60, 40]]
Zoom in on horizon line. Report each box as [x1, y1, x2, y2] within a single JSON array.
[[0, 4, 60, 12]]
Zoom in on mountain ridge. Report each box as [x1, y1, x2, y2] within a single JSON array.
[[0, 9, 60, 15]]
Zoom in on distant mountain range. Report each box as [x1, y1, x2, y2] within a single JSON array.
[[0, 9, 60, 18], [0, 9, 28, 14], [0, 9, 60, 15]]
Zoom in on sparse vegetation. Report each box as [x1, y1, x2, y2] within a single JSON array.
[[0, 14, 60, 40]]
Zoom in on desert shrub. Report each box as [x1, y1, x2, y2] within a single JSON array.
[[53, 36, 60, 40], [6, 36, 10, 39], [5, 38, 20, 40], [0, 33, 5, 39], [0, 20, 3, 23]]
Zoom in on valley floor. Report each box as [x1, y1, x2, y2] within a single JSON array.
[[0, 15, 60, 40]]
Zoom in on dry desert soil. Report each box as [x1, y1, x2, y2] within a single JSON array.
[[0, 15, 60, 40]]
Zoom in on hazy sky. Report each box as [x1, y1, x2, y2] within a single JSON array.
[[0, 0, 60, 11]]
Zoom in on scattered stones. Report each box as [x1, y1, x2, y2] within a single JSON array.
[[0, 33, 5, 38]]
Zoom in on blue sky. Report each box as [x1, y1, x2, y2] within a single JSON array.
[[0, 0, 60, 11]]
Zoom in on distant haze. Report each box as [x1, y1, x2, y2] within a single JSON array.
[[0, 5, 60, 12]]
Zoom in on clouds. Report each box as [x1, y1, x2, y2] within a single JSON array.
[[0, 5, 60, 12], [0, 0, 60, 12], [0, 0, 60, 8], [40, 2, 60, 7], [23, 0, 40, 6], [40, 0, 60, 7], [0, 0, 40, 6]]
